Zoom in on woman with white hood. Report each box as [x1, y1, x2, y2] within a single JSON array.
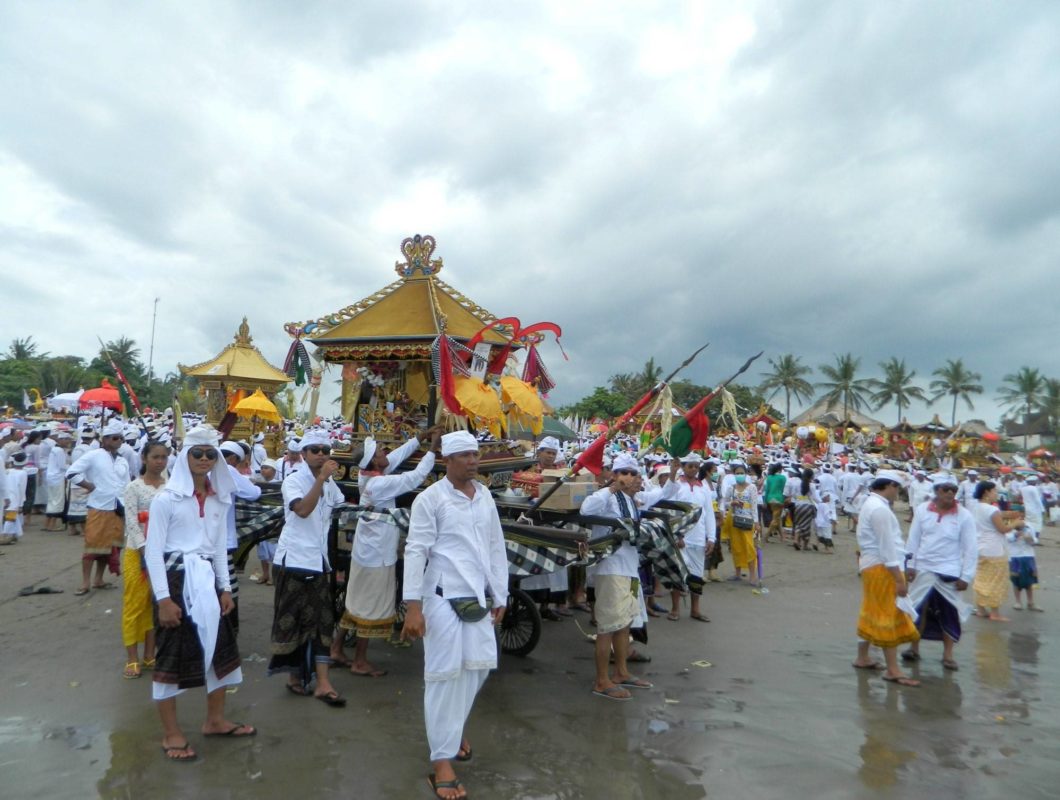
[[145, 425, 253, 762]]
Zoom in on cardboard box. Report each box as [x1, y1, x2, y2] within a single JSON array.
[[537, 480, 594, 511]]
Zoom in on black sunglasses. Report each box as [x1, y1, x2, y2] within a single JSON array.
[[614, 469, 638, 476], [936, 485, 958, 493], [189, 448, 219, 461], [305, 445, 331, 455]]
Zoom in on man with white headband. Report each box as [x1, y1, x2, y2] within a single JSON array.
[[900, 474, 977, 672], [521, 435, 573, 621], [218, 441, 262, 632], [337, 426, 442, 676], [279, 437, 304, 479], [669, 452, 715, 622], [43, 431, 74, 531], [145, 425, 252, 761], [401, 430, 508, 800], [67, 418, 131, 595], [581, 451, 677, 701], [267, 428, 347, 707]]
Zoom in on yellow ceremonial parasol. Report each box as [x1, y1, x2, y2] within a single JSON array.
[[453, 376, 504, 439], [500, 375, 544, 435], [233, 388, 282, 425]]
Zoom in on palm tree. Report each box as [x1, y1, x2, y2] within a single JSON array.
[[817, 353, 873, 422], [1040, 378, 1060, 442], [640, 357, 663, 387], [8, 336, 46, 360], [998, 366, 1047, 450], [758, 354, 814, 422], [868, 357, 927, 425], [929, 359, 983, 426]]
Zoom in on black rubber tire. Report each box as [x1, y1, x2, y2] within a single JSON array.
[[499, 588, 542, 657]]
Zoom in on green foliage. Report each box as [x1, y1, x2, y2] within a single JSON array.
[[817, 353, 873, 421], [869, 357, 926, 425], [758, 353, 814, 422], [929, 358, 983, 426], [558, 386, 629, 419]]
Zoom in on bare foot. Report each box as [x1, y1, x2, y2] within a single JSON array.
[[987, 613, 1010, 622]]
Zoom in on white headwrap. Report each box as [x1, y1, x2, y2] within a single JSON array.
[[165, 425, 235, 500], [441, 431, 479, 457], [358, 437, 378, 469], [931, 473, 959, 488], [679, 453, 703, 465], [612, 453, 639, 472], [300, 429, 331, 448], [101, 419, 124, 437], [537, 436, 561, 452], [219, 441, 244, 460]]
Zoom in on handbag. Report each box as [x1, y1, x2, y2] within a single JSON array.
[[448, 596, 495, 623], [731, 492, 755, 530]]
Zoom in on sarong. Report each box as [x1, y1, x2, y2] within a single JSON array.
[[912, 577, 963, 642], [594, 574, 639, 634], [339, 560, 397, 638], [720, 510, 734, 543], [84, 509, 123, 556], [792, 504, 815, 543], [121, 546, 154, 647], [23, 474, 36, 514], [973, 556, 1008, 608], [267, 563, 334, 688], [856, 564, 919, 648], [153, 560, 241, 690], [1008, 556, 1037, 591], [226, 549, 240, 634], [45, 482, 65, 517], [730, 529, 757, 570], [67, 485, 89, 523]]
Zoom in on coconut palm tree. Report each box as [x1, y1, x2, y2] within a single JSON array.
[[868, 357, 927, 425], [1040, 378, 1060, 443], [7, 336, 47, 361], [758, 354, 814, 423], [929, 359, 983, 426], [817, 353, 873, 422], [998, 366, 1047, 450]]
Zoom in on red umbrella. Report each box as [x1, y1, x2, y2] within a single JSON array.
[[79, 379, 123, 411]]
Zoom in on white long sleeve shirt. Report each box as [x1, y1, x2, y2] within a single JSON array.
[[907, 478, 934, 509], [354, 439, 434, 568], [905, 501, 978, 583], [671, 476, 716, 547], [145, 489, 232, 600], [1020, 485, 1044, 516], [274, 467, 344, 573], [225, 464, 262, 549], [402, 476, 509, 608], [66, 448, 131, 510], [581, 481, 678, 578], [45, 447, 69, 486], [856, 492, 902, 571]]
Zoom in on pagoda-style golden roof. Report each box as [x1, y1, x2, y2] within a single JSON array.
[[284, 234, 511, 361], [180, 318, 290, 384]]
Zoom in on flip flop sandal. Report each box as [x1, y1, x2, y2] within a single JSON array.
[[204, 723, 256, 737], [618, 677, 654, 690], [941, 660, 959, 671], [881, 675, 920, 687], [455, 742, 473, 762], [690, 614, 711, 623], [330, 655, 353, 668], [350, 668, 388, 678], [123, 661, 141, 679], [315, 691, 347, 707], [591, 686, 632, 701], [92, 583, 115, 590], [852, 661, 884, 670], [142, 658, 156, 670], [427, 774, 466, 799], [161, 742, 198, 762], [666, 613, 680, 621], [900, 651, 921, 662], [74, 588, 90, 596], [285, 683, 309, 697]]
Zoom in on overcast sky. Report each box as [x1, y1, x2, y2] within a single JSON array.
[[3, 1, 1058, 426]]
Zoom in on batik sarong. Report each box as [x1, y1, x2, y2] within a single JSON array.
[[857, 564, 919, 648]]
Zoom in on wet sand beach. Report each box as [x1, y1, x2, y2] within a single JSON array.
[[1, 506, 1056, 800]]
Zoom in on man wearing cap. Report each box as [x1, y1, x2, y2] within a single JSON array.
[[900, 474, 977, 671], [955, 470, 979, 512], [338, 427, 441, 677], [1019, 475, 1045, 534], [401, 431, 508, 800], [267, 429, 347, 707], [43, 431, 74, 531], [669, 453, 715, 622], [219, 441, 262, 633], [251, 433, 268, 474], [907, 470, 933, 522], [581, 452, 677, 701], [145, 425, 252, 761], [852, 474, 920, 686], [278, 439, 303, 480], [520, 436, 573, 621], [67, 419, 132, 595]]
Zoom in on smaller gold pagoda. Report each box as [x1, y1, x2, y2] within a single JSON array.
[[180, 318, 290, 431]]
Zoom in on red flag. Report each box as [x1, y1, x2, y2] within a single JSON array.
[[436, 335, 462, 415], [574, 385, 665, 475]]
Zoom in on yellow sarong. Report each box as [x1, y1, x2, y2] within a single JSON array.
[[730, 529, 757, 571], [121, 546, 154, 647], [857, 564, 919, 648], [973, 556, 1008, 609]]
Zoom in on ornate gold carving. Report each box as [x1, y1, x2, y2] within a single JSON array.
[[234, 317, 252, 345], [395, 234, 443, 279]]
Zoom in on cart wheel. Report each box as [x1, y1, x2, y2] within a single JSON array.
[[499, 588, 541, 657]]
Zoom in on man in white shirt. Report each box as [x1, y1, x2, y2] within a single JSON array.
[[250, 433, 268, 474], [278, 439, 303, 480], [901, 474, 977, 671], [400, 431, 509, 800], [67, 419, 131, 595], [1019, 475, 1045, 533], [954, 469, 979, 511], [906, 470, 934, 522], [338, 428, 440, 677], [852, 475, 920, 686], [267, 429, 346, 706], [219, 441, 262, 635], [581, 452, 676, 701], [43, 431, 73, 530], [669, 453, 715, 622]]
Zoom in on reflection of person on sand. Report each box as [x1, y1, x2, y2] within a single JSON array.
[[852, 476, 920, 686], [855, 674, 917, 788], [145, 426, 252, 762]]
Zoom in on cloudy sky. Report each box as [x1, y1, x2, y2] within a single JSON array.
[[3, 1, 1058, 426]]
